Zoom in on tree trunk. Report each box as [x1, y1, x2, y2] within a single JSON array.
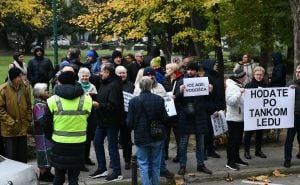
[[289, 0, 300, 77]]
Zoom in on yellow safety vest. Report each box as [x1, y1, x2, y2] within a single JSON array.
[[47, 94, 92, 143]]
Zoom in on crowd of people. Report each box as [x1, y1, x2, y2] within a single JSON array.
[[0, 46, 299, 185]]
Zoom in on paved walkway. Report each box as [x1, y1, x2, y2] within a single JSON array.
[[29, 134, 300, 185]]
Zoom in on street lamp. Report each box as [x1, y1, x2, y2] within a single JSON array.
[[52, 0, 58, 66]]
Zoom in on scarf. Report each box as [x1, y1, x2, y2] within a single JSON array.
[[78, 81, 91, 93]]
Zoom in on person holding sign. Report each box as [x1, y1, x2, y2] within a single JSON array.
[[284, 65, 300, 168], [115, 66, 135, 170], [225, 69, 248, 171], [203, 59, 225, 159], [175, 62, 213, 175], [162, 63, 184, 163], [243, 66, 268, 160]]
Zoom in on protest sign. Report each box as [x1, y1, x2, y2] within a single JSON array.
[[211, 110, 228, 136], [244, 87, 295, 131], [123, 91, 135, 112], [183, 77, 209, 97], [164, 96, 177, 117]]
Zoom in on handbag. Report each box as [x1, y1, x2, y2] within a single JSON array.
[[183, 102, 195, 117], [139, 97, 164, 140]]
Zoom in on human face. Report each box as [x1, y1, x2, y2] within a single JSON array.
[[187, 69, 197, 77], [36, 49, 43, 57], [18, 55, 24, 62], [114, 57, 122, 65], [12, 75, 22, 86], [182, 58, 191, 67], [296, 67, 300, 80], [165, 66, 174, 76], [86, 56, 93, 62], [242, 54, 250, 64], [80, 73, 90, 83], [135, 54, 144, 63], [116, 70, 127, 81], [213, 63, 218, 72], [41, 90, 49, 100], [100, 68, 110, 80], [254, 70, 264, 82], [125, 56, 134, 63]]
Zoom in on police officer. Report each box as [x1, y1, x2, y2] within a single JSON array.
[[42, 70, 92, 185]]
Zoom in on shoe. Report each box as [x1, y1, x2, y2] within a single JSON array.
[[125, 162, 131, 170], [88, 170, 108, 179], [207, 151, 221, 158], [225, 163, 240, 171], [104, 173, 123, 182], [172, 156, 179, 163], [283, 160, 291, 168], [255, 151, 267, 158], [244, 151, 252, 159], [197, 165, 212, 174], [160, 169, 174, 179], [178, 166, 186, 175], [85, 158, 95, 165], [296, 153, 300, 159], [80, 165, 89, 172], [235, 159, 248, 166]]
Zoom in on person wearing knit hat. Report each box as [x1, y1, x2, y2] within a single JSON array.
[[143, 67, 156, 76], [58, 71, 76, 85], [187, 62, 199, 71], [225, 67, 248, 171], [150, 57, 161, 69], [0, 67, 32, 163]]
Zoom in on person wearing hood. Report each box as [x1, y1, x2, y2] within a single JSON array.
[[8, 52, 29, 85], [27, 46, 54, 88], [270, 52, 286, 87], [225, 69, 248, 171], [0, 67, 32, 163], [41, 70, 92, 185], [202, 59, 225, 159], [283, 64, 300, 168], [243, 66, 268, 160], [162, 63, 183, 163], [89, 63, 124, 182], [174, 62, 213, 176]]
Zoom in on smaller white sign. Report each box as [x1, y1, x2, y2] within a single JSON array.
[[171, 55, 183, 66], [183, 77, 209, 97], [211, 110, 228, 136], [123, 91, 135, 112], [164, 96, 177, 117]]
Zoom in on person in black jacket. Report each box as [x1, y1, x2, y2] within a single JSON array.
[[27, 46, 54, 88], [127, 76, 168, 185], [203, 59, 225, 159], [115, 65, 135, 170], [89, 63, 124, 182], [270, 52, 286, 87], [244, 66, 268, 160]]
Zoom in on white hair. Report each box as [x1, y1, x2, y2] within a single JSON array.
[[115, 65, 127, 74], [33, 83, 48, 98], [78, 67, 90, 78]]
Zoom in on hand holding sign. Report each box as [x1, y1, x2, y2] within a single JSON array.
[[183, 77, 209, 97]]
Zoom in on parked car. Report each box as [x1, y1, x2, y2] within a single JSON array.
[[132, 42, 147, 50], [0, 155, 38, 185], [50, 37, 70, 46]]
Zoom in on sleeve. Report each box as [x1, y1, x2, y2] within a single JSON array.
[[39, 104, 54, 141], [226, 84, 242, 106], [126, 98, 135, 129], [0, 88, 15, 126]]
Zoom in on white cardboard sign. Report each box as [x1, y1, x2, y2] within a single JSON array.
[[183, 77, 209, 97]]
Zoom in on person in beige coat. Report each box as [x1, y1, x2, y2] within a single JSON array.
[[0, 67, 32, 163]]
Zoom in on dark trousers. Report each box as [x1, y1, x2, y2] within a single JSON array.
[[204, 118, 215, 154], [119, 124, 132, 163], [226, 121, 244, 164], [3, 136, 27, 163], [164, 119, 180, 158], [0, 136, 5, 155], [284, 114, 300, 161], [53, 167, 80, 185], [85, 120, 96, 161], [244, 130, 263, 152]]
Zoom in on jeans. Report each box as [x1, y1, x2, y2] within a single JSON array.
[[136, 141, 164, 185], [53, 167, 80, 185], [284, 114, 300, 161], [226, 121, 244, 164], [94, 125, 121, 175], [179, 134, 205, 167]]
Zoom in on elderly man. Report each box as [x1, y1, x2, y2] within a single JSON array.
[[0, 67, 32, 163], [284, 64, 300, 168], [127, 50, 147, 83]]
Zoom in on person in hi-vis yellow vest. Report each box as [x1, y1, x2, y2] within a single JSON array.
[[42, 70, 92, 185]]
